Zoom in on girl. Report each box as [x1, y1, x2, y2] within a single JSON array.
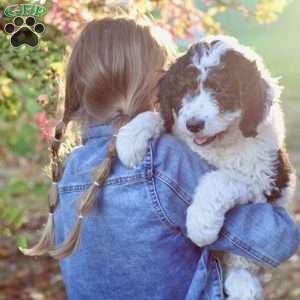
[[21, 17, 300, 300]]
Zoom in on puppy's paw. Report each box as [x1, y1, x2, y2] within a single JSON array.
[[116, 111, 163, 168], [186, 203, 224, 247], [116, 127, 150, 168], [225, 268, 263, 300]]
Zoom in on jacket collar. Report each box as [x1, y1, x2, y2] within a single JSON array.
[[82, 122, 113, 143]]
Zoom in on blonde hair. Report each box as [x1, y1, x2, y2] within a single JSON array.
[[20, 17, 174, 259]]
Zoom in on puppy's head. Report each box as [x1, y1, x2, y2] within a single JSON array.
[[158, 36, 279, 146]]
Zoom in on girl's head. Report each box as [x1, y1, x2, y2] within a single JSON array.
[[20, 17, 174, 258], [66, 17, 171, 123]]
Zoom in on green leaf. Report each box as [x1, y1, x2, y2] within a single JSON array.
[[25, 97, 41, 115], [16, 235, 28, 248]]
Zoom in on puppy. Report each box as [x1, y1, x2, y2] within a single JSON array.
[[116, 36, 296, 299]]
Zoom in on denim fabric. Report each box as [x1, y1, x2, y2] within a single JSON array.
[[54, 121, 300, 300]]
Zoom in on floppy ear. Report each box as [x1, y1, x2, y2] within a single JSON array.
[[225, 50, 268, 138], [157, 71, 176, 133], [158, 47, 200, 132]]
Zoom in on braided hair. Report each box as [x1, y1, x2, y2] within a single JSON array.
[[49, 115, 129, 259], [19, 119, 66, 256]]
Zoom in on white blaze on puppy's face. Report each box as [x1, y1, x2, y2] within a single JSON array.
[[176, 87, 241, 146]]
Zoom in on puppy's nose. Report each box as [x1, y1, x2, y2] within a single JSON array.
[[186, 118, 205, 133]]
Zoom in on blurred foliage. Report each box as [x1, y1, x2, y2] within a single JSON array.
[[0, 0, 290, 247]]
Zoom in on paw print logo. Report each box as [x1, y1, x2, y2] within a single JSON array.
[[4, 16, 45, 47]]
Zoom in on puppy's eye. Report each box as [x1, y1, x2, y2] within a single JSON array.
[[214, 85, 222, 93], [185, 65, 199, 77], [184, 67, 200, 88], [205, 79, 222, 93], [183, 94, 195, 103], [188, 88, 200, 97]]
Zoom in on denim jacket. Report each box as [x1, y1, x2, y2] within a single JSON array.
[[55, 121, 300, 300]]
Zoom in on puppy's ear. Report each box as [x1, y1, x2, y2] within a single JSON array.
[[225, 50, 268, 138], [158, 47, 200, 132], [194, 41, 209, 58], [157, 71, 175, 133]]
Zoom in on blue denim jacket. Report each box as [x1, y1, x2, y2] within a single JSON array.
[[55, 122, 300, 300]]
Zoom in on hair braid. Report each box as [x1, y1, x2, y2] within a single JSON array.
[[49, 115, 129, 259], [19, 120, 67, 256]]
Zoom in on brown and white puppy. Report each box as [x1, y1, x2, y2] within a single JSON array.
[[116, 36, 296, 300]]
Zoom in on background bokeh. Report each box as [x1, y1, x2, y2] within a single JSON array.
[[0, 1, 299, 299]]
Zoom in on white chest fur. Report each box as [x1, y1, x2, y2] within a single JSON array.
[[177, 103, 285, 202]]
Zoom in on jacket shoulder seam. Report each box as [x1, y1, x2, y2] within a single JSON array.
[[144, 143, 182, 231], [155, 170, 193, 205], [58, 173, 146, 194]]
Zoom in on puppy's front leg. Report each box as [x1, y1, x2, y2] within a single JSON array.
[[116, 111, 164, 167], [186, 170, 252, 247], [222, 253, 263, 300]]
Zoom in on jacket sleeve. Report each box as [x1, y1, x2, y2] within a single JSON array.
[[151, 134, 300, 268], [208, 203, 300, 268]]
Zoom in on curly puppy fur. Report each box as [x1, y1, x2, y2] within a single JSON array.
[[159, 36, 296, 300], [159, 36, 295, 204], [116, 36, 296, 300]]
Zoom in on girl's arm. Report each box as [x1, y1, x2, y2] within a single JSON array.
[[150, 134, 300, 268], [207, 203, 300, 268]]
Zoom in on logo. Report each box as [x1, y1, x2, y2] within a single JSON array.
[[4, 16, 45, 47], [3, 4, 47, 47], [4, 4, 47, 17]]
